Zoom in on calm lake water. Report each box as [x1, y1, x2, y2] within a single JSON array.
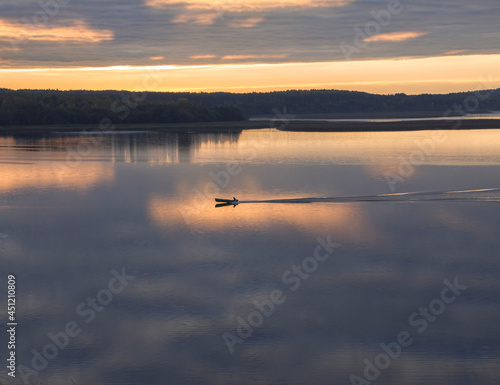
[[1, 128, 500, 385]]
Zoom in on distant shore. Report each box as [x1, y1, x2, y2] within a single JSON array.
[[1, 117, 500, 135], [0, 121, 266, 135], [276, 118, 500, 132]]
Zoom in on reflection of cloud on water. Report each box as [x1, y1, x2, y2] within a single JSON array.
[[10, 199, 500, 384], [149, 194, 376, 243], [238, 129, 500, 168], [0, 132, 243, 193], [4, 131, 500, 384], [0, 136, 114, 192], [0, 162, 114, 192], [435, 206, 498, 240]]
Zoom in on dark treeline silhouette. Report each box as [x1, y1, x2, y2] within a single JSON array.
[[1, 88, 499, 125], [0, 89, 244, 125], [137, 88, 500, 116], [170, 89, 500, 116]]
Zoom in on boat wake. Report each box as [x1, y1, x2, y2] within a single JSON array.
[[231, 188, 500, 205]]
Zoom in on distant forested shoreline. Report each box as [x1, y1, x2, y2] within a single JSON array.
[[0, 88, 499, 126]]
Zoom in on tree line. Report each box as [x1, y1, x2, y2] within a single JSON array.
[[1, 88, 499, 125], [0, 89, 244, 125], [174, 89, 500, 116]]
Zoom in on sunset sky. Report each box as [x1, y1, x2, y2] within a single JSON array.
[[0, 0, 499, 94]]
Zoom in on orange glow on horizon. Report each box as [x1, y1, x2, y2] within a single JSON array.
[[363, 31, 427, 42], [0, 54, 499, 95], [0, 20, 114, 42]]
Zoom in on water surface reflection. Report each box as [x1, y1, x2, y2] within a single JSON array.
[[1, 129, 499, 385]]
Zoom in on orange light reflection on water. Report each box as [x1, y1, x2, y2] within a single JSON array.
[[149, 194, 378, 243], [0, 137, 114, 192]]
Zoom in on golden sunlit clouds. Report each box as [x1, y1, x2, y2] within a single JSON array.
[[228, 17, 264, 28], [163, 0, 342, 26], [221, 54, 289, 60], [171, 12, 218, 24], [190, 54, 217, 59], [363, 31, 428, 42], [173, 13, 263, 27], [148, 0, 351, 27], [146, 0, 351, 12], [445, 50, 468, 55], [0, 19, 113, 42], [0, 1, 495, 95]]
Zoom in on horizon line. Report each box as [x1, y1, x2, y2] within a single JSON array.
[[1, 85, 498, 97]]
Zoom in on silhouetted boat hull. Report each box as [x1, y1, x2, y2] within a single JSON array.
[[215, 198, 238, 203]]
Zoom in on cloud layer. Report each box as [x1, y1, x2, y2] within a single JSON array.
[[0, 19, 113, 42], [145, 0, 351, 12], [0, 0, 498, 77]]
